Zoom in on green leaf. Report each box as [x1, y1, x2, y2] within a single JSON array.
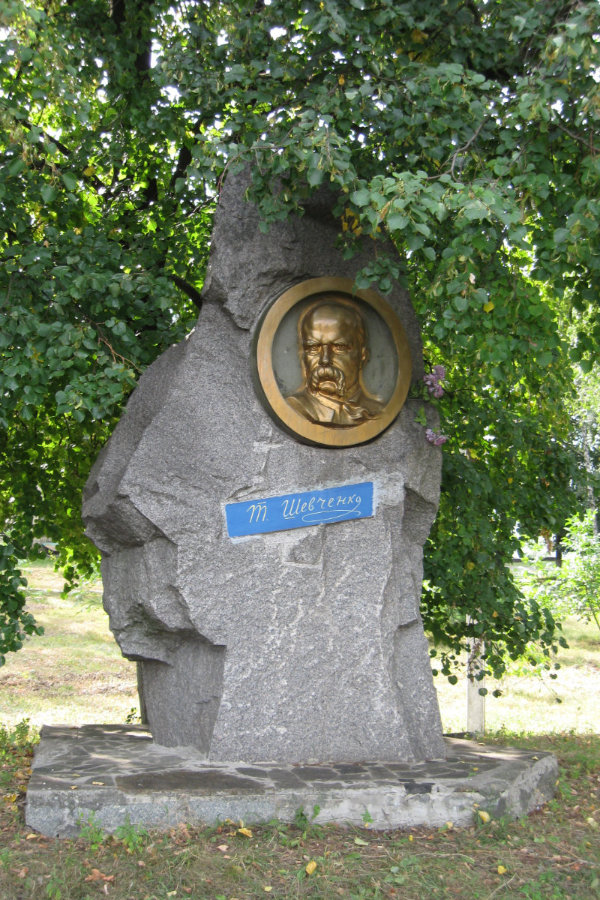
[[7, 159, 25, 177], [553, 228, 570, 245], [351, 189, 371, 207], [386, 213, 408, 231], [61, 172, 78, 192], [415, 405, 427, 426], [40, 184, 57, 203]]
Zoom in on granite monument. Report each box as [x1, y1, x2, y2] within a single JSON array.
[[82, 175, 446, 763]]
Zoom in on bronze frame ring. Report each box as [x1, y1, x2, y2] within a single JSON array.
[[253, 277, 412, 448]]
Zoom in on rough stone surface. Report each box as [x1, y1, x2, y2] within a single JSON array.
[[82, 174, 445, 762], [25, 725, 559, 837]]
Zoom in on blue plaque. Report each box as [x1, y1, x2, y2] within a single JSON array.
[[225, 482, 374, 538]]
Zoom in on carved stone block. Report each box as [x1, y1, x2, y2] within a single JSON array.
[[83, 175, 446, 762]]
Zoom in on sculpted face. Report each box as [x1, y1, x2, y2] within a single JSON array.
[[300, 302, 367, 401], [284, 295, 383, 427]]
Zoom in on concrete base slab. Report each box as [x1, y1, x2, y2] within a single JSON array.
[[26, 725, 558, 837]]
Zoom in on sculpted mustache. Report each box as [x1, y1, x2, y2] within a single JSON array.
[[309, 366, 346, 395]]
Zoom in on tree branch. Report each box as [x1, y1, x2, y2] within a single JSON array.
[[553, 120, 597, 155], [448, 119, 487, 179], [170, 274, 203, 309]]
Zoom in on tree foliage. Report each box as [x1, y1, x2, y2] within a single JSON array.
[[1, 0, 599, 671], [523, 510, 600, 633]]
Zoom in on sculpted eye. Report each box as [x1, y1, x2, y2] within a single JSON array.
[[333, 343, 350, 352], [303, 342, 320, 353]]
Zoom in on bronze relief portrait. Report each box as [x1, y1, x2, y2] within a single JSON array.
[[286, 296, 384, 426], [254, 278, 412, 447]]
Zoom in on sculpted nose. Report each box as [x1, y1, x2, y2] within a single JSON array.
[[320, 344, 331, 365]]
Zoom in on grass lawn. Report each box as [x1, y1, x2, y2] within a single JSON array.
[[0, 561, 598, 898], [435, 614, 600, 735], [0, 562, 138, 728]]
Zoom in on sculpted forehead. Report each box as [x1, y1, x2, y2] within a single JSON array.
[[302, 302, 363, 339]]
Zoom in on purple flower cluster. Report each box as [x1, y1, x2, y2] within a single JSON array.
[[425, 428, 448, 446], [423, 365, 446, 399]]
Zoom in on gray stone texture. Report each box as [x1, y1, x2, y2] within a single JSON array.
[[82, 174, 445, 762], [25, 726, 559, 837]]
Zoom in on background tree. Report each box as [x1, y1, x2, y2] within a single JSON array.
[[1, 0, 598, 671]]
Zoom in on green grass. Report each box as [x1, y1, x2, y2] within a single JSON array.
[[434, 616, 600, 735], [0, 724, 598, 899], [0, 561, 598, 898], [0, 561, 138, 727]]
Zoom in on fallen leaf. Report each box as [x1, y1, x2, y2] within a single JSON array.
[[84, 869, 115, 883], [497, 865, 507, 875], [85, 870, 103, 883], [305, 860, 317, 875], [237, 827, 253, 838], [172, 824, 191, 844], [264, 888, 273, 893], [478, 810, 491, 824], [354, 837, 369, 846], [217, 844, 229, 852]]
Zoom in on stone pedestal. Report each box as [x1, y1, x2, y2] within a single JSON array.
[[26, 726, 559, 837], [82, 176, 446, 763]]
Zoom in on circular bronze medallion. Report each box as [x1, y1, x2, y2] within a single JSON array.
[[253, 277, 412, 447]]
